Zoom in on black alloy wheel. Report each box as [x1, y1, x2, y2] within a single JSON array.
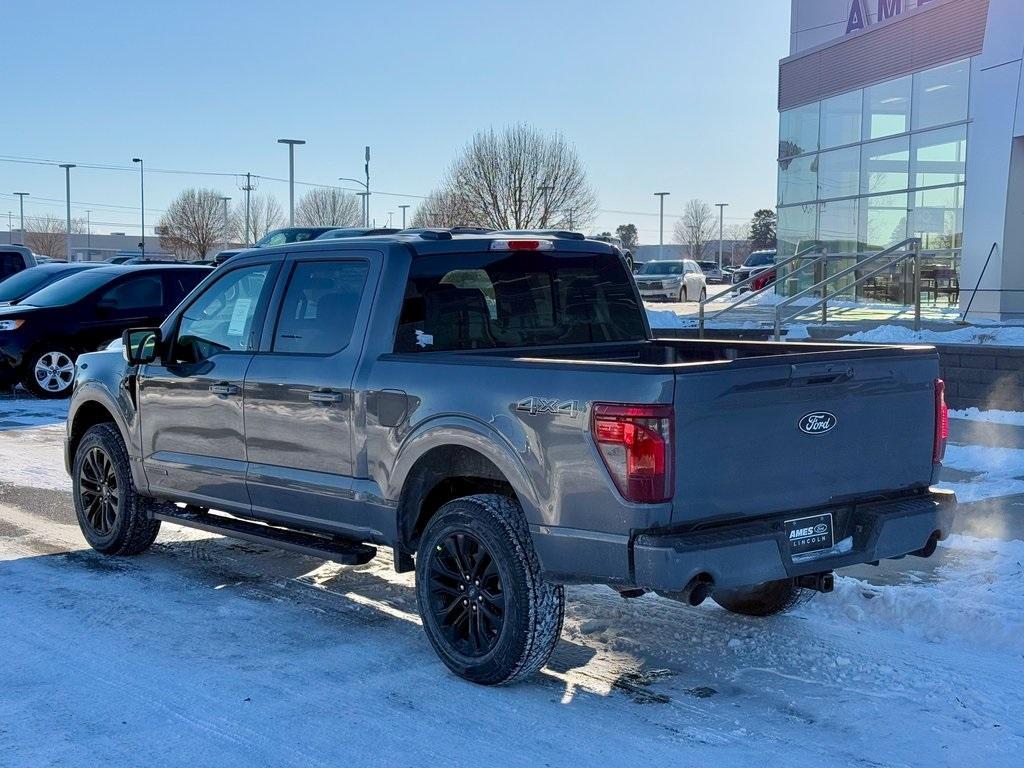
[[78, 445, 120, 536], [427, 531, 505, 657]]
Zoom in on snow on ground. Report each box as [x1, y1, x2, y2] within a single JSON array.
[[937, 443, 1024, 503], [951, 407, 1024, 427], [1, 394, 1023, 766], [0, 395, 70, 492], [839, 323, 1024, 346]]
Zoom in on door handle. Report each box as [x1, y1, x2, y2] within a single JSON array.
[[308, 390, 344, 405], [209, 382, 240, 396]]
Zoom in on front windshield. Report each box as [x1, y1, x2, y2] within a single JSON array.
[[745, 252, 775, 267], [637, 262, 684, 276], [0, 268, 67, 302], [19, 270, 114, 307]]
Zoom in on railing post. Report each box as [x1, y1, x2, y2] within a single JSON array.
[[819, 248, 828, 326], [698, 299, 705, 339], [912, 239, 921, 332]]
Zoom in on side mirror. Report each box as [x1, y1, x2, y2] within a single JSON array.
[[122, 328, 161, 365]]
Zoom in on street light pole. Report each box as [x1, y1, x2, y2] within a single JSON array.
[[13, 192, 28, 245], [277, 139, 305, 226], [86, 210, 92, 255], [399, 204, 410, 229], [654, 192, 670, 260], [220, 196, 232, 255], [364, 146, 371, 228], [132, 158, 145, 258], [59, 164, 75, 261], [715, 202, 729, 271]]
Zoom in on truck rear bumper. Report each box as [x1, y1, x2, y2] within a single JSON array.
[[633, 489, 956, 592]]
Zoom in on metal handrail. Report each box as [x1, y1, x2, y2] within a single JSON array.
[[772, 237, 922, 340], [698, 242, 823, 338]]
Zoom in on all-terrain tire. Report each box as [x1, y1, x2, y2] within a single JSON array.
[[72, 423, 162, 555], [415, 494, 564, 685], [712, 578, 808, 617]]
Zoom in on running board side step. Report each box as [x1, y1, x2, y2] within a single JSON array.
[[152, 507, 377, 565]]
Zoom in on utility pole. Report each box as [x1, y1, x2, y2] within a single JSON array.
[[399, 204, 410, 229], [567, 208, 575, 231], [715, 202, 729, 271], [239, 172, 255, 246], [539, 184, 554, 226], [86, 210, 92, 255], [59, 164, 75, 261], [220, 196, 232, 255], [132, 158, 145, 258], [277, 139, 305, 226], [6, 212, 11, 244], [13, 192, 28, 245], [654, 192, 670, 260], [364, 146, 371, 228]]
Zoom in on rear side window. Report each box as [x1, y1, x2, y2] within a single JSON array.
[[0, 252, 24, 279], [164, 270, 209, 306], [394, 251, 645, 353], [273, 260, 369, 354], [98, 275, 163, 311]]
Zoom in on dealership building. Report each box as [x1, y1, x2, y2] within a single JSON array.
[[778, 0, 1024, 319]]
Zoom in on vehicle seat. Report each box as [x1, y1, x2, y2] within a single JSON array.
[[423, 285, 495, 350]]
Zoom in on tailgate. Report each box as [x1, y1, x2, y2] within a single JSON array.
[[672, 353, 938, 525]]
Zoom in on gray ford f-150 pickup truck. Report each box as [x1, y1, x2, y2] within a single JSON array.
[[65, 230, 955, 685]]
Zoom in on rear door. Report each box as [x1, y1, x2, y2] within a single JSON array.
[[671, 353, 938, 526], [138, 261, 278, 511], [242, 251, 380, 535], [77, 272, 169, 351]]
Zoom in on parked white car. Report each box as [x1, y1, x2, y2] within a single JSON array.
[[634, 259, 707, 302]]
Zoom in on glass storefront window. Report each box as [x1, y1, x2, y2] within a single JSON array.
[[820, 91, 862, 149], [859, 193, 909, 251], [911, 185, 965, 251], [778, 154, 817, 205], [913, 59, 970, 131], [777, 204, 817, 258], [861, 136, 910, 194], [779, 102, 819, 158], [817, 146, 860, 199], [911, 125, 967, 188], [818, 199, 859, 256], [863, 75, 912, 140]]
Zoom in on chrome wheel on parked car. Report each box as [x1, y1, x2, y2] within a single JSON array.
[[26, 349, 75, 398]]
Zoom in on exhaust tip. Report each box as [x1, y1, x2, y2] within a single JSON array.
[[911, 531, 941, 559]]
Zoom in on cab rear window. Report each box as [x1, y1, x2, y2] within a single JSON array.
[[394, 251, 645, 352]]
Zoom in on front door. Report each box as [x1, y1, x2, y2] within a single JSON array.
[[139, 262, 277, 512], [243, 254, 377, 536]]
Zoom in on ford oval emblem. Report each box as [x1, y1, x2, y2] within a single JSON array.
[[799, 411, 837, 435]]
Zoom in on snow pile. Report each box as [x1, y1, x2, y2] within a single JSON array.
[[938, 443, 1024, 503], [646, 307, 696, 329], [950, 407, 1024, 427], [839, 323, 1024, 346], [800, 536, 1024, 653]]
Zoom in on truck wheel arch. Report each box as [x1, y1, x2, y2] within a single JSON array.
[[68, 399, 121, 461], [391, 423, 541, 552]]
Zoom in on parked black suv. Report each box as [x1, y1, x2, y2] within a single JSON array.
[[0, 264, 209, 397]]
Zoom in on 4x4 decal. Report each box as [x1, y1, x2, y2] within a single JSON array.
[[516, 397, 582, 419]]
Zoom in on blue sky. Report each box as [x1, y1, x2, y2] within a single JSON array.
[[1, 0, 790, 241]]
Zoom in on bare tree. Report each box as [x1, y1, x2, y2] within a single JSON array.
[[724, 222, 752, 265], [422, 124, 598, 230], [158, 188, 227, 260], [673, 199, 717, 261], [295, 187, 361, 227], [24, 214, 83, 258], [410, 187, 479, 228], [235, 193, 284, 245]]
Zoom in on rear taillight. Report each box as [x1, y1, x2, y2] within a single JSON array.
[[591, 403, 673, 503], [933, 379, 949, 463]]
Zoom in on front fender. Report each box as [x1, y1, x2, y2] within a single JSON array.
[[66, 377, 146, 493], [387, 414, 543, 526]]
